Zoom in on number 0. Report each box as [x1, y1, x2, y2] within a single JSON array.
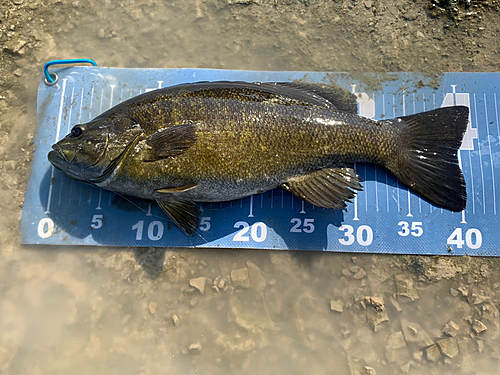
[[38, 218, 54, 239]]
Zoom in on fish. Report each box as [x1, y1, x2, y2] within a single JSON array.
[[48, 81, 468, 236]]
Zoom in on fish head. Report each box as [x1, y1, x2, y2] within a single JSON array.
[[48, 114, 143, 183]]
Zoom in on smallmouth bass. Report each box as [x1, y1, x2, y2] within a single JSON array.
[[48, 81, 468, 235]]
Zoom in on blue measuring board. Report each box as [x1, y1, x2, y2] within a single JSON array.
[[21, 67, 500, 255]]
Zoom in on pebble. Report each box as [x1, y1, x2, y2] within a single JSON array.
[[400, 363, 410, 373], [350, 265, 367, 279], [231, 267, 250, 288], [476, 339, 484, 352], [450, 287, 459, 297], [437, 337, 459, 358], [470, 319, 487, 334], [425, 344, 442, 362], [129, 8, 144, 21], [330, 299, 344, 313], [172, 314, 180, 327], [13, 68, 22, 77], [148, 301, 157, 314], [468, 293, 487, 305], [365, 297, 389, 331], [442, 320, 460, 337], [3, 39, 27, 55], [188, 342, 202, 353], [364, 366, 376, 375], [190, 276, 207, 294]]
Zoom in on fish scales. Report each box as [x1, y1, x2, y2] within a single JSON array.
[[48, 81, 468, 235], [121, 101, 397, 183]]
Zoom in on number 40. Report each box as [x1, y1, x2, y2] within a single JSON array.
[[447, 228, 482, 249]]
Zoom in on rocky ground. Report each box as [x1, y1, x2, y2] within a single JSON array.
[[1, 0, 500, 374]]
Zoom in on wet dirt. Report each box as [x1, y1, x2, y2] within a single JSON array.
[[1, 0, 500, 374]]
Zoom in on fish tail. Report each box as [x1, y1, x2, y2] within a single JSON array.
[[387, 106, 468, 211]]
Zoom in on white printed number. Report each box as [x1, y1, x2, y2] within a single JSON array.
[[233, 221, 267, 242], [338, 225, 373, 246], [447, 228, 482, 249], [290, 218, 315, 233], [397, 221, 423, 237], [37, 218, 55, 239], [199, 217, 211, 232], [91, 214, 104, 229], [132, 220, 164, 241]]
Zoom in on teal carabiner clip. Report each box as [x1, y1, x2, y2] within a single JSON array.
[[44, 58, 97, 86]]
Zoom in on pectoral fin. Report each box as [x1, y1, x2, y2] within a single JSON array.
[[145, 122, 197, 161], [281, 167, 363, 209], [156, 198, 200, 236]]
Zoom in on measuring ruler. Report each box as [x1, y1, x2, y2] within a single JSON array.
[[21, 68, 499, 256]]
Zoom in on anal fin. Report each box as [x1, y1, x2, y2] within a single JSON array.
[[156, 198, 200, 236], [281, 167, 362, 209]]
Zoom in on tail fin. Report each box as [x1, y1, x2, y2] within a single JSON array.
[[388, 106, 468, 212]]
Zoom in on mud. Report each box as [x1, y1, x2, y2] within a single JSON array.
[[1, 1, 500, 374]]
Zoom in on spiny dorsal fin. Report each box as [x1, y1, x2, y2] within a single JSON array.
[[144, 122, 197, 162], [156, 198, 200, 236], [281, 167, 363, 209], [261, 82, 358, 114]]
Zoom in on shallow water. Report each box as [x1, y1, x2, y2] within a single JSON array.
[[1, 1, 500, 374]]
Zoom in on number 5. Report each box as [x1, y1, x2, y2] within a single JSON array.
[[91, 214, 103, 229]]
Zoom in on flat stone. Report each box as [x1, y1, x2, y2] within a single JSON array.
[[437, 337, 459, 358], [450, 287, 459, 297], [425, 344, 441, 362], [330, 299, 344, 313], [442, 320, 460, 337], [386, 331, 407, 350], [247, 261, 266, 292], [13, 68, 22, 77], [385, 331, 408, 363], [395, 274, 419, 301], [190, 276, 207, 294], [401, 319, 434, 349], [231, 268, 250, 288], [188, 342, 202, 353]]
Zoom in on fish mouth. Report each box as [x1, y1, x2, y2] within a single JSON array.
[[48, 148, 67, 170]]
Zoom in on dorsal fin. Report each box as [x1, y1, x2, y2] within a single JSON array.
[[261, 82, 358, 114]]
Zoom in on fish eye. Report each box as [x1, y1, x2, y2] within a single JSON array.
[[70, 125, 83, 138]]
